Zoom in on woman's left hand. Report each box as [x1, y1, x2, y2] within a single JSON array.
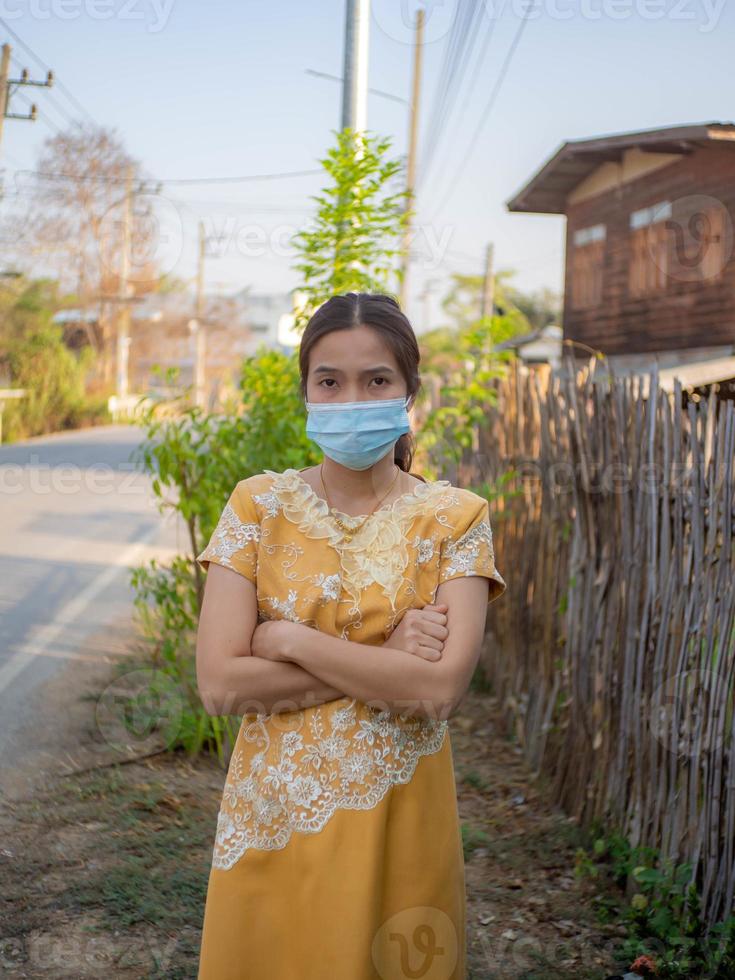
[[250, 619, 297, 662]]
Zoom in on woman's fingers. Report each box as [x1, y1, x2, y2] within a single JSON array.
[[417, 632, 443, 651], [412, 606, 449, 641], [414, 644, 442, 661], [394, 604, 450, 660], [416, 618, 449, 641]]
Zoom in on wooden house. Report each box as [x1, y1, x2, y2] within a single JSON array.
[[506, 122, 735, 375]]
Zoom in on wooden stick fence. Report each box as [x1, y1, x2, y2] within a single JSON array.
[[459, 354, 735, 927]]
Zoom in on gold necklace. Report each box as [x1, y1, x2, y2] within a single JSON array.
[[319, 463, 400, 543]]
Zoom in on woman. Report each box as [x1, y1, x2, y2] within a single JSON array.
[[195, 292, 506, 979]]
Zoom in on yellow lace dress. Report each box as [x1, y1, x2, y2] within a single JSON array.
[[195, 467, 506, 980]]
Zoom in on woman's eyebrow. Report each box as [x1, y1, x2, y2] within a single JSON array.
[[313, 365, 396, 375]]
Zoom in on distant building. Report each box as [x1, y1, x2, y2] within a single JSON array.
[[129, 288, 298, 405], [51, 308, 102, 353], [507, 122, 735, 392], [54, 288, 300, 408], [494, 324, 563, 369], [233, 289, 300, 351]]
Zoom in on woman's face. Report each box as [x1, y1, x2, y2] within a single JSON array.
[[305, 325, 410, 406]]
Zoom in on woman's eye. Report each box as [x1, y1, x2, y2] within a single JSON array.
[[317, 377, 388, 389]]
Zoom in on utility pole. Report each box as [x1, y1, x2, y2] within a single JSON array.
[[0, 43, 53, 161], [116, 165, 134, 402], [336, 0, 370, 250], [399, 8, 425, 311], [340, 0, 370, 134], [0, 45, 11, 158], [480, 242, 495, 320]]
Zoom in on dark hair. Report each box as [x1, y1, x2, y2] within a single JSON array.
[[298, 292, 424, 477]]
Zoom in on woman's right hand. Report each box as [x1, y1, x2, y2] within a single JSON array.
[[383, 603, 449, 661]]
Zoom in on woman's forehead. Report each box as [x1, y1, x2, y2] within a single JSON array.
[[309, 326, 398, 365]]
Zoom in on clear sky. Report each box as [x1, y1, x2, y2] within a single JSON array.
[[1, 0, 733, 331]]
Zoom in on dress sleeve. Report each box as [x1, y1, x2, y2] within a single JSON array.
[[196, 481, 261, 585], [438, 495, 506, 604]]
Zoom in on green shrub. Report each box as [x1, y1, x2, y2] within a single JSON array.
[[579, 829, 735, 978], [129, 346, 321, 762], [2, 325, 101, 440]]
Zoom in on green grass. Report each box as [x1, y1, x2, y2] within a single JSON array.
[[1, 757, 218, 978]]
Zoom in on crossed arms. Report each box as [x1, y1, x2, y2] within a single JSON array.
[[195, 563, 491, 722]]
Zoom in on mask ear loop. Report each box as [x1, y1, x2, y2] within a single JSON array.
[[306, 397, 409, 411]]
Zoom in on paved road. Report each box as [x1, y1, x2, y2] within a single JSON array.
[[0, 424, 183, 796]]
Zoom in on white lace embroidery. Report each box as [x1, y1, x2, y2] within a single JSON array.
[[261, 468, 458, 637], [440, 519, 498, 580], [411, 534, 439, 564], [314, 572, 342, 600], [212, 698, 447, 870], [262, 588, 304, 622], [196, 468, 506, 871], [198, 502, 260, 574], [251, 489, 281, 518]]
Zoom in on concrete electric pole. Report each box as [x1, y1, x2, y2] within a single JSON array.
[[340, 0, 370, 134], [0, 45, 11, 156], [399, 9, 425, 311], [481, 242, 495, 320], [0, 42, 54, 190]]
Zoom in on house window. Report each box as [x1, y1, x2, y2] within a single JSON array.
[[630, 201, 672, 230], [571, 223, 606, 309], [694, 206, 726, 282], [629, 200, 672, 297]]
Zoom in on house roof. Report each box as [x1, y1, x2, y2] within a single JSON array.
[[52, 309, 99, 324], [638, 355, 735, 397], [506, 121, 735, 215], [493, 323, 562, 352]]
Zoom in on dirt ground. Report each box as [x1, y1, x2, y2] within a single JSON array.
[[451, 689, 623, 978], [0, 655, 625, 979]]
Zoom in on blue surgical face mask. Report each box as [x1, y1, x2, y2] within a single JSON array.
[[304, 395, 411, 471]]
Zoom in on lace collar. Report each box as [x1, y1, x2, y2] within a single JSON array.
[[261, 467, 456, 610], [257, 467, 461, 623], [261, 466, 454, 547], [283, 467, 449, 517]]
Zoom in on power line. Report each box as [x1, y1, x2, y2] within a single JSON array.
[[426, 6, 537, 223], [305, 68, 407, 105], [12, 91, 62, 136], [428, 4, 477, 125], [420, 2, 477, 170], [0, 19, 321, 201], [0, 18, 329, 299], [417, 9, 499, 191], [0, 16, 95, 123], [159, 169, 323, 186], [166, 194, 313, 217], [12, 166, 324, 185], [419, 0, 485, 182], [8, 50, 81, 132]]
